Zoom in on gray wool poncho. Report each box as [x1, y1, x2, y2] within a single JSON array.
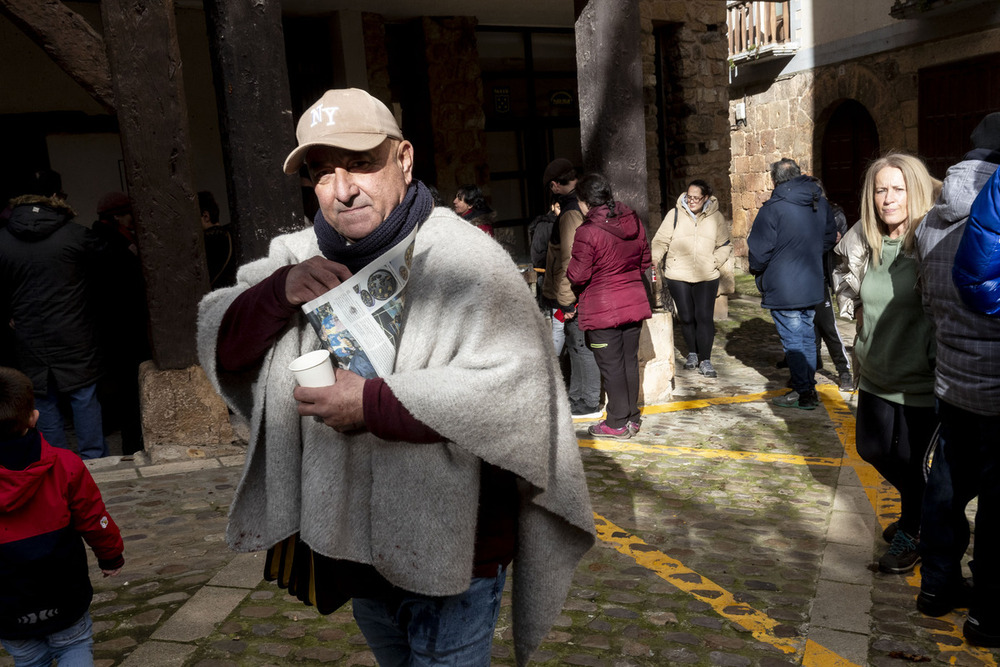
[[196, 208, 595, 665]]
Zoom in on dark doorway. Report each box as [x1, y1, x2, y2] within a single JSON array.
[[477, 27, 580, 226], [919, 53, 1000, 179], [821, 100, 879, 225], [653, 22, 684, 219]]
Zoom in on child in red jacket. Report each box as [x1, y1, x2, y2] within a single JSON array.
[[0, 367, 124, 665]]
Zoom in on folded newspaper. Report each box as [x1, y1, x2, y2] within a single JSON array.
[[301, 228, 417, 379]]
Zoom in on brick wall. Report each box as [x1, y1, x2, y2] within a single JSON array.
[[728, 25, 1000, 265]]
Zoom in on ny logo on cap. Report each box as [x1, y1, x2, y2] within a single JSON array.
[[310, 103, 341, 128]]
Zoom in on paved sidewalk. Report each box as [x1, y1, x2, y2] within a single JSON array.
[[2, 296, 996, 666]]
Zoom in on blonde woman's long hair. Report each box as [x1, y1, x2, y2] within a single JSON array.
[[859, 152, 941, 266]]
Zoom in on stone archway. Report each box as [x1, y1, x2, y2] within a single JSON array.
[[819, 99, 880, 225]]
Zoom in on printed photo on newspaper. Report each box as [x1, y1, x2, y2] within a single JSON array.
[[301, 227, 417, 379]]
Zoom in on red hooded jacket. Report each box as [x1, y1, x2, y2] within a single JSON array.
[[566, 202, 652, 331], [0, 431, 124, 639]]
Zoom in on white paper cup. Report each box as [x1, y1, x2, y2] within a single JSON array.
[[288, 349, 336, 387]]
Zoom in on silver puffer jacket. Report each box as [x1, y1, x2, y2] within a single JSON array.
[[832, 223, 869, 320]]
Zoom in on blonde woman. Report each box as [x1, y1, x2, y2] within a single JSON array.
[[834, 153, 942, 574], [651, 180, 730, 378]]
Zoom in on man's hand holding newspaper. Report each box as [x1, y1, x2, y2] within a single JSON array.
[[285, 256, 353, 305]]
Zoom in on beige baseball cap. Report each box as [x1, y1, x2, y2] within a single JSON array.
[[283, 88, 403, 174]]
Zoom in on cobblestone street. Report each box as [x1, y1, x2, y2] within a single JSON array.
[[2, 296, 996, 666]]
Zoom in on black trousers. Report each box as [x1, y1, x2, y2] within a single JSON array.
[[666, 278, 718, 362], [585, 322, 642, 429], [814, 289, 850, 373], [856, 389, 938, 536], [920, 400, 1000, 619]]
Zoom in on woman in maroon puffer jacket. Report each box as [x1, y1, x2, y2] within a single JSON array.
[[566, 173, 652, 440]]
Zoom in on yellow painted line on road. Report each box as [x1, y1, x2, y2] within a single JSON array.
[[814, 387, 997, 666], [572, 391, 784, 422], [816, 385, 893, 529], [636, 389, 787, 415], [580, 438, 843, 468], [589, 387, 996, 665], [594, 513, 866, 666], [802, 639, 864, 667]]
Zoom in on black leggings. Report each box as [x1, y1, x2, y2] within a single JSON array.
[[586, 322, 642, 429], [667, 278, 718, 361], [856, 389, 938, 536]]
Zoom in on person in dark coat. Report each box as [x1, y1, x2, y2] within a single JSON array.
[[92, 192, 150, 455], [915, 113, 1000, 645], [200, 191, 237, 289], [528, 198, 560, 305], [0, 172, 109, 459], [748, 158, 838, 410], [566, 173, 652, 440]]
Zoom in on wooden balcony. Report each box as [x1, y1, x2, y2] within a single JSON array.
[[727, 0, 797, 65]]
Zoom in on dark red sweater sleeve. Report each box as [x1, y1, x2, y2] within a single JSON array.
[[216, 265, 298, 372], [363, 378, 443, 442]]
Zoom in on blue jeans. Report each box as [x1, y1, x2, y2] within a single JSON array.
[[920, 400, 1000, 618], [1, 612, 94, 667], [35, 382, 107, 460], [770, 308, 816, 394], [550, 309, 566, 355], [565, 318, 601, 410], [352, 568, 507, 666]]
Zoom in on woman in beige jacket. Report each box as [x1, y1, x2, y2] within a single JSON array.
[[651, 180, 731, 378]]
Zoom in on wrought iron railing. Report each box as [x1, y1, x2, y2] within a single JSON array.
[[727, 0, 796, 63]]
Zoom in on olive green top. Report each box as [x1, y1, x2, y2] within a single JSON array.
[[855, 236, 936, 406]]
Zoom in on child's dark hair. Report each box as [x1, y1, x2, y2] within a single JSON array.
[[687, 179, 713, 199], [0, 367, 35, 440], [576, 172, 618, 217]]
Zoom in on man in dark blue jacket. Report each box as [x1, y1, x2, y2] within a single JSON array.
[[747, 158, 838, 409]]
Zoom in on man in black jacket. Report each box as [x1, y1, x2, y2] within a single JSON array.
[[0, 170, 109, 459], [748, 158, 838, 409]]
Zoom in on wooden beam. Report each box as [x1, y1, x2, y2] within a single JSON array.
[[203, 0, 304, 264], [0, 0, 114, 112], [101, 0, 208, 369]]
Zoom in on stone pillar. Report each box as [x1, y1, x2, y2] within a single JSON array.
[[575, 0, 649, 224], [362, 13, 392, 105], [139, 362, 239, 463], [421, 16, 489, 197], [639, 312, 674, 405]]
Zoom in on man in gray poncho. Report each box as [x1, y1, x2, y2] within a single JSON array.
[[196, 88, 595, 665]]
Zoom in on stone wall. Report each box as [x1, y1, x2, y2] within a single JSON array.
[[728, 25, 1000, 265], [639, 0, 732, 235]]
